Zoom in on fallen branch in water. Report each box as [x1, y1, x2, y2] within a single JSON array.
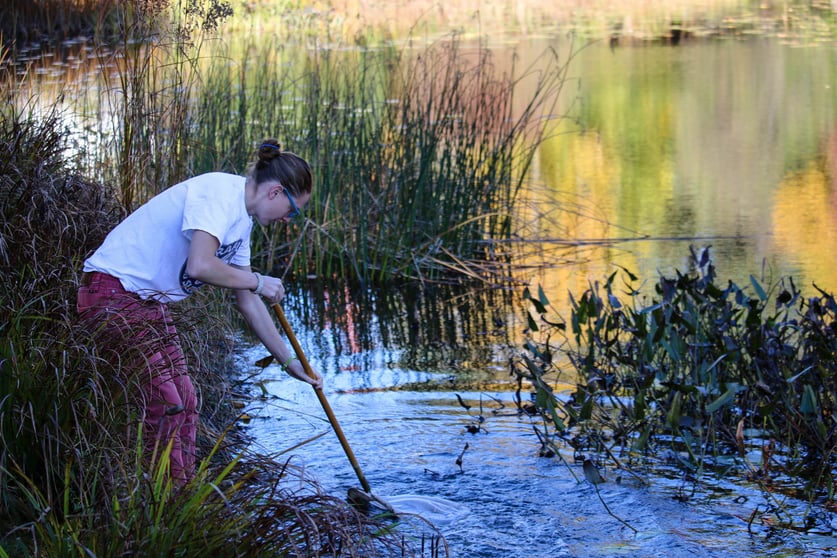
[[583, 459, 637, 534]]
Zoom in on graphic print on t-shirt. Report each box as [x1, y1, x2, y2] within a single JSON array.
[[180, 239, 244, 294]]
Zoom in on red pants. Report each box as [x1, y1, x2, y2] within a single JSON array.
[[77, 272, 197, 483]]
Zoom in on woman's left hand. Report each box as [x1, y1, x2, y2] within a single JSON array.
[[287, 360, 324, 390]]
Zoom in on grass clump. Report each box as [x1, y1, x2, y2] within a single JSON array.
[[0, 104, 440, 557], [514, 246, 837, 532]]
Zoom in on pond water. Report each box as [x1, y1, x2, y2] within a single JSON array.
[[236, 285, 837, 557], [228, 19, 837, 556], [516, 32, 837, 311]]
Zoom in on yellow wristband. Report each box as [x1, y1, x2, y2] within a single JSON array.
[[281, 355, 298, 369]]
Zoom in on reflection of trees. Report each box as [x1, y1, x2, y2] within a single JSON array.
[[290, 283, 518, 374], [524, 131, 642, 307], [771, 127, 837, 294], [521, 38, 837, 309]]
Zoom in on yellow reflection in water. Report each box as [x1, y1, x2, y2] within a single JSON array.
[[519, 129, 646, 311], [771, 133, 837, 294]]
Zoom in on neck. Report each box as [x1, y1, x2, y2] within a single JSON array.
[[244, 177, 257, 216]]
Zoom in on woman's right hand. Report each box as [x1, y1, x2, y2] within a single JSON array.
[[257, 274, 286, 302]]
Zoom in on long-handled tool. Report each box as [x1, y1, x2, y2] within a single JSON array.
[[271, 303, 393, 512]]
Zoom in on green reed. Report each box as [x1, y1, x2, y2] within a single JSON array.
[[190, 33, 571, 285], [7, 1, 571, 286], [86, 1, 234, 211]]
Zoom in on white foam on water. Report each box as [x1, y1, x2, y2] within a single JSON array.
[[384, 494, 470, 525]]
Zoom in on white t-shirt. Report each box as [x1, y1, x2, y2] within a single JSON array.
[[84, 172, 253, 303]]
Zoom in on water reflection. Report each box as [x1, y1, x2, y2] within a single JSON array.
[[772, 143, 837, 285], [526, 36, 837, 311], [240, 286, 836, 557], [280, 282, 521, 383], [7, 29, 837, 301]]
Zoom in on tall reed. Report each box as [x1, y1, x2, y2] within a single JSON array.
[[88, 0, 233, 211], [9, 1, 573, 286], [193, 34, 572, 285]]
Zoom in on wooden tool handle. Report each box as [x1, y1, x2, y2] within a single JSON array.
[[272, 303, 372, 494]]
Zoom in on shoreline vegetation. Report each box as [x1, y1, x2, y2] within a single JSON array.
[[5, 1, 575, 286], [3, 0, 837, 555], [2, 2, 453, 556], [3, 0, 836, 51], [1, 108, 435, 556]]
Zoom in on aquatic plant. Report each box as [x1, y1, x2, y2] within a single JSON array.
[[9, 0, 575, 287], [6, 2, 574, 286], [516, 246, 837, 530], [89, 0, 234, 211]]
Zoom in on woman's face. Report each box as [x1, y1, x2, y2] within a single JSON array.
[[253, 181, 310, 226]]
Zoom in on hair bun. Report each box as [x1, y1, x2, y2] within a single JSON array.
[[257, 139, 282, 161]]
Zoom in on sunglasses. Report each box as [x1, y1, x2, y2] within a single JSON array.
[[282, 187, 301, 219]]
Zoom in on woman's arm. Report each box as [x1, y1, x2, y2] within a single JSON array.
[[185, 230, 263, 291], [232, 273, 323, 389], [186, 230, 322, 388]]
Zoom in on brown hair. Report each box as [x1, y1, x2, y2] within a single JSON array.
[[249, 139, 312, 197]]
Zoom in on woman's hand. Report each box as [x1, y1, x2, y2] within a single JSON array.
[[285, 359, 324, 390], [257, 274, 285, 302]]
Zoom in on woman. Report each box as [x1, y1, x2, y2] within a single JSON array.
[[77, 139, 323, 483]]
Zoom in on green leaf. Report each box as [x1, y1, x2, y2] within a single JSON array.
[[750, 275, 767, 301], [550, 410, 566, 431], [639, 301, 663, 315], [706, 385, 737, 414], [545, 398, 566, 431], [530, 298, 547, 315], [634, 391, 646, 420], [526, 311, 539, 332], [580, 396, 593, 420], [786, 365, 814, 384], [537, 284, 550, 309], [662, 338, 680, 360], [800, 384, 819, 415], [523, 354, 543, 376], [666, 391, 682, 429], [535, 388, 549, 409], [633, 423, 652, 450]]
